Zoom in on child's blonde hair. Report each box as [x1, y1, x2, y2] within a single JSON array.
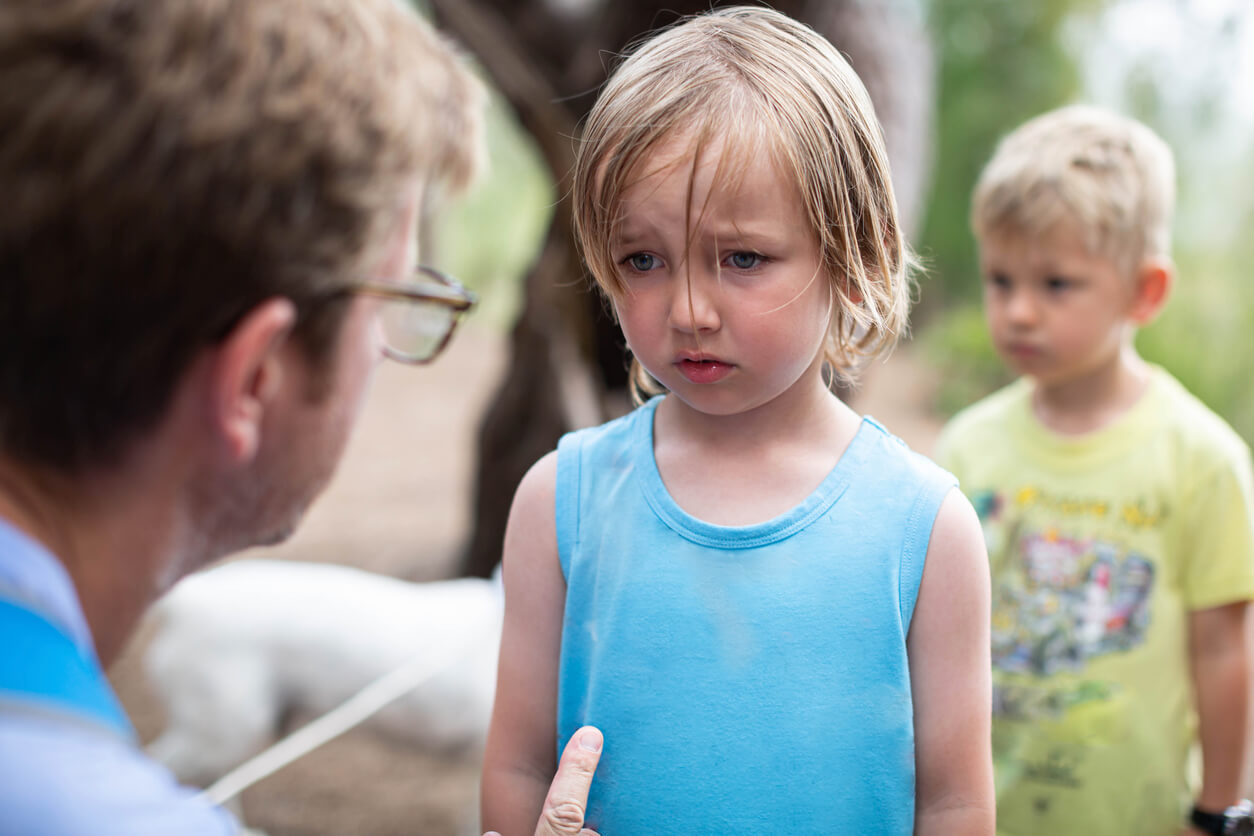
[[971, 104, 1175, 275], [572, 5, 913, 398]]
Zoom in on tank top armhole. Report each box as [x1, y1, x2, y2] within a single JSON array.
[[555, 433, 582, 580], [898, 474, 959, 630]]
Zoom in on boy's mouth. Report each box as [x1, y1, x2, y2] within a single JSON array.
[[1002, 341, 1042, 359]]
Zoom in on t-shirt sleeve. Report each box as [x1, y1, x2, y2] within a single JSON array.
[[1180, 442, 1254, 610]]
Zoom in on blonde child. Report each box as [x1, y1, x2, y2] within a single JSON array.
[[481, 7, 994, 834], [935, 105, 1254, 835]]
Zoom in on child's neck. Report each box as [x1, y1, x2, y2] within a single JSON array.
[[664, 384, 847, 443], [652, 382, 862, 526], [1030, 346, 1152, 436]]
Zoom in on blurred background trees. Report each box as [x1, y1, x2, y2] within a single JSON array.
[[418, 0, 1254, 576]]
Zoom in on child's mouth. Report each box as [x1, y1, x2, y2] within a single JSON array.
[[676, 358, 732, 384]]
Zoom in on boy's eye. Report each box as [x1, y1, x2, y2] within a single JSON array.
[[1044, 276, 1073, 292], [985, 272, 1011, 290], [726, 251, 763, 270], [621, 252, 659, 272]]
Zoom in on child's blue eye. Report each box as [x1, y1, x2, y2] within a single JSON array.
[[727, 251, 762, 270], [623, 253, 659, 272]]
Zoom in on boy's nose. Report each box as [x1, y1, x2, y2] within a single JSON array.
[[1004, 290, 1039, 326]]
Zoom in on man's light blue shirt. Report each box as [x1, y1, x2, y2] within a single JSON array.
[[0, 517, 237, 835]]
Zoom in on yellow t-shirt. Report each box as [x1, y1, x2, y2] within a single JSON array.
[[935, 367, 1254, 836]]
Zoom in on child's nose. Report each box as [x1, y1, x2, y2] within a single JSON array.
[[1004, 289, 1038, 326], [667, 270, 720, 333]]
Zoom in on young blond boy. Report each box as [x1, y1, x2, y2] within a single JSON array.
[[935, 105, 1254, 836]]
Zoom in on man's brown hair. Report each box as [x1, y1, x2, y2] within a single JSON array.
[[0, 0, 481, 471]]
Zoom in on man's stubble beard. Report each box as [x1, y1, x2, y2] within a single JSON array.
[[185, 439, 329, 570]]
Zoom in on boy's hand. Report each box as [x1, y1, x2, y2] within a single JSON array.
[[484, 726, 604, 836]]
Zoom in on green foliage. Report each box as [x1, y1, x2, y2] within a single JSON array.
[[435, 84, 554, 330], [917, 0, 1101, 315], [919, 303, 1013, 418]]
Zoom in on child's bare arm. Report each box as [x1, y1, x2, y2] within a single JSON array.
[[909, 489, 995, 835], [481, 452, 568, 835], [1188, 600, 1252, 816]]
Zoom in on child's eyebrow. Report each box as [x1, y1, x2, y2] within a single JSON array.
[[610, 228, 654, 250], [611, 212, 678, 246], [704, 221, 788, 246], [613, 214, 791, 251]]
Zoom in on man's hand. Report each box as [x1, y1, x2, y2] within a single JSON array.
[[484, 726, 604, 836]]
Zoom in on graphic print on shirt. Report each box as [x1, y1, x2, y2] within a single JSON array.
[[973, 486, 1159, 724]]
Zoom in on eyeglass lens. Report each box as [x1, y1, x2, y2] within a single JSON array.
[[378, 296, 457, 362]]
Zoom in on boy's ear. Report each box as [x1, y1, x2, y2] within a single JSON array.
[[1128, 256, 1173, 326], [207, 298, 298, 463]]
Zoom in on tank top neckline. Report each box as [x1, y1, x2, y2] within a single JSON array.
[[632, 396, 875, 549]]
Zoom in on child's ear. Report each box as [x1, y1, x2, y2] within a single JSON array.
[[207, 298, 298, 463], [1128, 256, 1173, 326]]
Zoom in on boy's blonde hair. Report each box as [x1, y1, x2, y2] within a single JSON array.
[[0, 0, 482, 471], [572, 5, 913, 397], [971, 104, 1175, 274]]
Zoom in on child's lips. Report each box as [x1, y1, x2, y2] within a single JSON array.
[[1003, 341, 1042, 359], [675, 356, 733, 383]]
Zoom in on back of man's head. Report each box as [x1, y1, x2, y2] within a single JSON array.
[[970, 104, 1175, 276], [0, 0, 481, 473]]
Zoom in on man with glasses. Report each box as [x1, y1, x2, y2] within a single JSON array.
[[0, 1, 600, 834]]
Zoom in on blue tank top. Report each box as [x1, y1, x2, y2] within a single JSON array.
[[555, 397, 957, 834]]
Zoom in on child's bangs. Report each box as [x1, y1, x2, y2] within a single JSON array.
[[593, 94, 773, 292], [679, 108, 778, 235]]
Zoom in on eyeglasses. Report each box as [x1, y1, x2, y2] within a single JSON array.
[[352, 265, 477, 364]]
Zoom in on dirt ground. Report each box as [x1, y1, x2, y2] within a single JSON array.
[[107, 324, 941, 836]]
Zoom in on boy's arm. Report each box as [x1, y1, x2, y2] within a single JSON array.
[[1187, 600, 1252, 822], [909, 488, 996, 836], [482, 451, 568, 836]]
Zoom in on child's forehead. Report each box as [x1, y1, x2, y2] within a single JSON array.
[[980, 223, 1127, 276], [613, 126, 796, 217]]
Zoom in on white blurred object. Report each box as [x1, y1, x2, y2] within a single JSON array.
[[143, 559, 502, 787]]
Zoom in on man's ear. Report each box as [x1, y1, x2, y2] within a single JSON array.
[[208, 298, 298, 463], [1129, 256, 1174, 326]]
